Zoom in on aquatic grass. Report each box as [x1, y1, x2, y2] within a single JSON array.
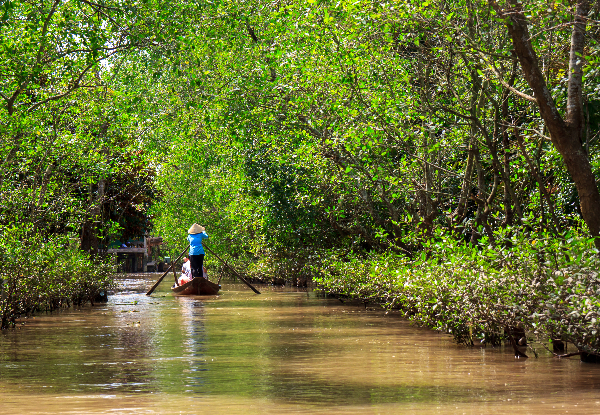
[[0, 229, 116, 328], [313, 229, 600, 358]]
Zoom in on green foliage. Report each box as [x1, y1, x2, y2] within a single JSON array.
[[0, 0, 197, 325], [146, 0, 600, 261], [314, 229, 600, 355], [0, 227, 115, 329]]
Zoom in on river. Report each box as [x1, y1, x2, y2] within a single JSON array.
[[1, 274, 599, 414]]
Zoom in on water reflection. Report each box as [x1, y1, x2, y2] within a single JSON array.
[[178, 298, 208, 392], [0, 278, 599, 415]]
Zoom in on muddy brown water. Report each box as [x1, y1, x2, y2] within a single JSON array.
[[1, 274, 599, 414]]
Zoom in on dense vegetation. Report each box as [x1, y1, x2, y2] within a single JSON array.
[[1, 0, 599, 359]]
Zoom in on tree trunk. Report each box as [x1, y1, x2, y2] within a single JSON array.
[[501, 60, 521, 225], [494, 0, 600, 247], [453, 137, 475, 221], [80, 179, 105, 255]]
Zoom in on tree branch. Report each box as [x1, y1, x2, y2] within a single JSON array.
[[479, 52, 537, 103], [488, 0, 567, 135], [565, 0, 591, 128], [27, 48, 124, 113], [6, 0, 62, 114]]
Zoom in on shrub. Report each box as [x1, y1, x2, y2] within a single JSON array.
[[0, 229, 115, 329], [313, 229, 600, 357]]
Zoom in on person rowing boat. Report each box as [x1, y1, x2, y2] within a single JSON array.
[[187, 223, 209, 280]]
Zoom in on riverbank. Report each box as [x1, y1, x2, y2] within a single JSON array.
[[313, 232, 600, 361], [0, 233, 115, 329]]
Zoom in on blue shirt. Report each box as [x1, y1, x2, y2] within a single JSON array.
[[188, 232, 209, 255]]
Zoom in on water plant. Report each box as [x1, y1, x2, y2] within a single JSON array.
[[313, 228, 600, 359], [0, 229, 115, 329]]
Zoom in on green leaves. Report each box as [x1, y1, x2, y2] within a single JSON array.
[[0, 229, 115, 329], [315, 230, 600, 354]]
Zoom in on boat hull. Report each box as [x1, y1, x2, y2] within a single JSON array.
[[171, 277, 220, 296]]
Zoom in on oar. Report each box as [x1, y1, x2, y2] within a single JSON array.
[[203, 244, 261, 294], [146, 246, 188, 296], [173, 259, 179, 286]]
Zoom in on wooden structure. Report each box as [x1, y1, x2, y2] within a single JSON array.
[[107, 236, 163, 272]]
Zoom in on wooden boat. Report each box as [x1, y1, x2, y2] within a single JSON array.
[[172, 277, 220, 296]]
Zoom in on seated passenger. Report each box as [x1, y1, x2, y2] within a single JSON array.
[[178, 257, 192, 285]]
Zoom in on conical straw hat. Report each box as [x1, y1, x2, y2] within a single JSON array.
[[188, 223, 205, 234]]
